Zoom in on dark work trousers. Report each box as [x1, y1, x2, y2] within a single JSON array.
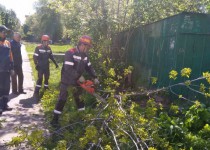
[[34, 68, 50, 94], [0, 72, 10, 109], [54, 83, 84, 114], [11, 65, 24, 93]]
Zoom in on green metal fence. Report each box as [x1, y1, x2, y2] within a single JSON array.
[[113, 12, 210, 99]]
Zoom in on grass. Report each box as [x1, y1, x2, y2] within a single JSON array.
[[23, 42, 73, 53]]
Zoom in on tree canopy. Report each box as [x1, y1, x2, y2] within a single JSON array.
[[22, 0, 210, 43], [23, 0, 63, 42], [0, 4, 20, 31]]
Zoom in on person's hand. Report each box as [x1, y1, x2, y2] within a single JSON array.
[[10, 70, 15, 76], [94, 78, 100, 85], [35, 65, 40, 71], [78, 76, 85, 83]]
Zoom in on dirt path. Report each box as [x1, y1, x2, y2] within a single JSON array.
[[0, 45, 46, 149]]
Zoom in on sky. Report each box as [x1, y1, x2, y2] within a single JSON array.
[[0, 0, 38, 24]]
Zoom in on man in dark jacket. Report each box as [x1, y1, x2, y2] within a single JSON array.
[[33, 35, 58, 99], [51, 35, 99, 125], [0, 25, 14, 115], [10, 32, 26, 94]]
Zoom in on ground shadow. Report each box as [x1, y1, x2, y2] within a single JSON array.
[[0, 112, 44, 138], [19, 96, 38, 108], [19, 90, 45, 108], [8, 93, 19, 100]]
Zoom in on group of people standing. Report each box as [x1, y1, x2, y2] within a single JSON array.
[[0, 25, 99, 126]]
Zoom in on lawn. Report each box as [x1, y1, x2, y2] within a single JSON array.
[[23, 42, 73, 53]]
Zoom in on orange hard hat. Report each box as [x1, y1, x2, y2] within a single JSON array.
[[79, 35, 92, 47], [41, 35, 50, 41]]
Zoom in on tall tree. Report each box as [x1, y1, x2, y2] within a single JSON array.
[[23, 0, 63, 42], [0, 4, 21, 31], [50, 0, 210, 42]]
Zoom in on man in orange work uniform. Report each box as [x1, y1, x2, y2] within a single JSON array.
[[51, 35, 99, 125], [0, 25, 14, 115], [33, 35, 58, 99]]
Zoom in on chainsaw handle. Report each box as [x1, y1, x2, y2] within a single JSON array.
[[78, 80, 95, 94]]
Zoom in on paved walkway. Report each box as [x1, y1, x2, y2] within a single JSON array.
[[0, 45, 46, 149]]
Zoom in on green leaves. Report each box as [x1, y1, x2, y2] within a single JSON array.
[[123, 66, 133, 76], [170, 104, 179, 114], [151, 77, 158, 85], [108, 68, 116, 77], [55, 140, 67, 150], [79, 125, 99, 148], [203, 72, 210, 84], [19, 43, 210, 149], [0, 5, 20, 30], [28, 130, 44, 148], [169, 70, 178, 80], [181, 68, 192, 78]]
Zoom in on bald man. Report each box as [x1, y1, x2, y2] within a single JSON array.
[[10, 32, 26, 94]]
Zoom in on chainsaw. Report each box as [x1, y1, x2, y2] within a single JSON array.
[[78, 80, 106, 103]]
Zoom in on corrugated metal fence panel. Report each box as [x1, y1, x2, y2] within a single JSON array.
[[112, 12, 210, 98]]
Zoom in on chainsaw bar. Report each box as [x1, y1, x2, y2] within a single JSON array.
[[92, 92, 106, 103], [79, 80, 107, 103]]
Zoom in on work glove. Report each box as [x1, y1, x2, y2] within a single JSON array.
[[10, 70, 15, 76], [78, 76, 85, 83], [94, 78, 100, 85], [35, 65, 40, 71]]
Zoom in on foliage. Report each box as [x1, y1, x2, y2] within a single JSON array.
[[169, 70, 178, 80], [203, 72, 210, 84], [8, 127, 45, 149], [151, 77, 158, 85], [48, 0, 210, 44], [181, 68, 192, 78], [10, 38, 210, 149], [23, 0, 63, 42], [0, 4, 21, 31], [22, 0, 210, 63]]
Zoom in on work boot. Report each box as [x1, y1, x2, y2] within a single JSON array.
[[3, 105, 13, 111], [19, 90, 27, 94], [12, 91, 19, 95], [50, 113, 60, 128], [2, 97, 12, 111], [33, 92, 40, 102], [44, 87, 49, 90]]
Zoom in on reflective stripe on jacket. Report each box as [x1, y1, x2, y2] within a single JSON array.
[[33, 44, 57, 69]]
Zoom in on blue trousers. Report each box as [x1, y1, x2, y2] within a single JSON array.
[[0, 72, 10, 109]]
